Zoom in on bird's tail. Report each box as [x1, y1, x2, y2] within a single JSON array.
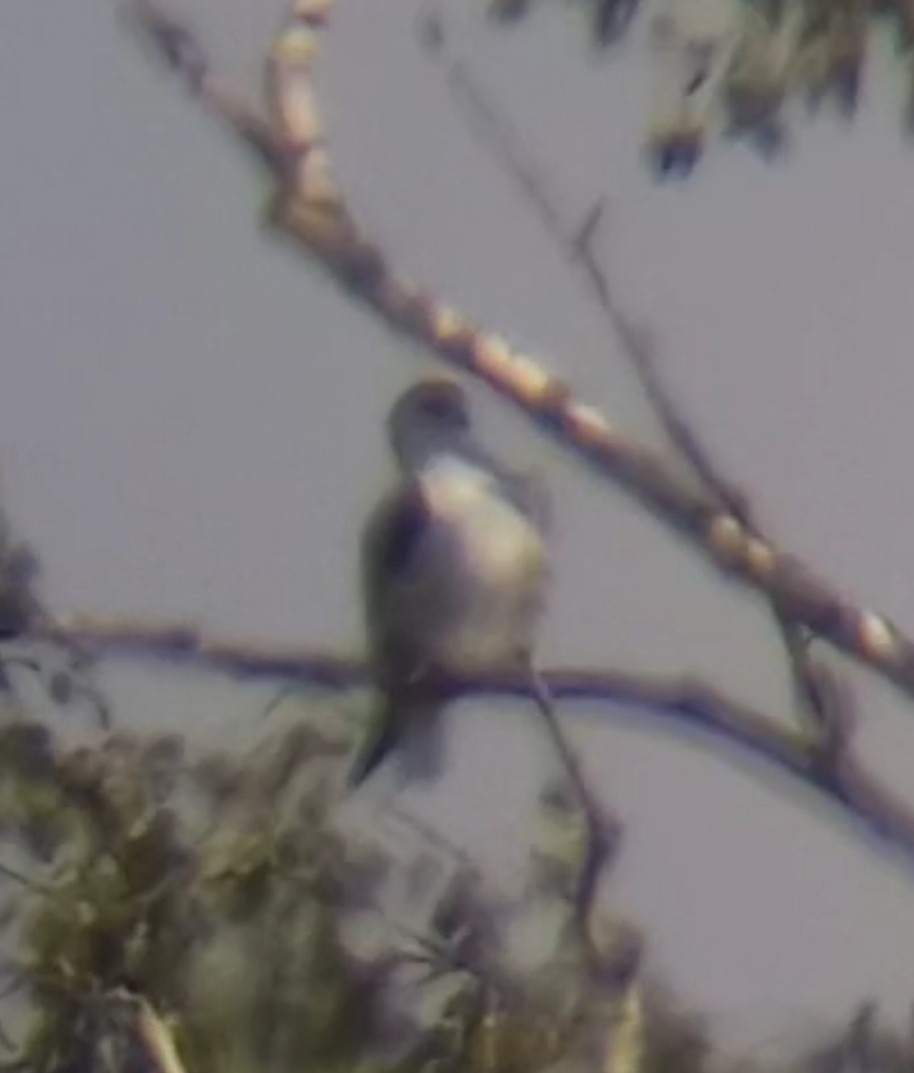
[[399, 697, 447, 782], [348, 690, 446, 788]]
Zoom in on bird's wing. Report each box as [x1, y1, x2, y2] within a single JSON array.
[[347, 692, 400, 788], [360, 477, 433, 677], [354, 478, 438, 788], [499, 465, 552, 535]]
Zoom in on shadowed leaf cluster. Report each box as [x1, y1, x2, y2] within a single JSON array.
[[482, 0, 914, 174]]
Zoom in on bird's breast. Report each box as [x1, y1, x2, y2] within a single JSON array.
[[422, 467, 543, 579], [417, 464, 547, 668]]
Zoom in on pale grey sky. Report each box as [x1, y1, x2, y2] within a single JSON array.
[[4, 0, 914, 1052]]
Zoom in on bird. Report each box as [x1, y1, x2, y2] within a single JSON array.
[[350, 374, 550, 788]]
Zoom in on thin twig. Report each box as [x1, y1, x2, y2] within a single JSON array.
[[526, 660, 620, 958], [427, 32, 841, 744], [570, 206, 832, 737], [0, 860, 53, 898], [388, 806, 484, 878]]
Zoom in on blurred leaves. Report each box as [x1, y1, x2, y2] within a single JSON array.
[[0, 683, 638, 1073], [482, 0, 914, 173], [0, 666, 906, 1073]]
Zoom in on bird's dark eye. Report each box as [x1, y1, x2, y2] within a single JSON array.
[[421, 395, 453, 417], [420, 391, 467, 425]]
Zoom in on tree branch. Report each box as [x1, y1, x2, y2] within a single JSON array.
[[31, 611, 914, 879], [124, 1, 914, 715], [526, 662, 621, 968]]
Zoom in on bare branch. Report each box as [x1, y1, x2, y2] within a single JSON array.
[[25, 611, 914, 878], [526, 661, 621, 973]]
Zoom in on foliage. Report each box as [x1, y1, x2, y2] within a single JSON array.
[[0, 668, 905, 1073], [484, 0, 914, 175], [0, 677, 627, 1073]]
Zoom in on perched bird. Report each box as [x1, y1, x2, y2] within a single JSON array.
[[350, 375, 549, 788]]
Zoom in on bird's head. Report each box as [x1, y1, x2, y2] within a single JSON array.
[[387, 375, 473, 471]]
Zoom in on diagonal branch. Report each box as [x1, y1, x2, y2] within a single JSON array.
[[123, 1, 914, 713]]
